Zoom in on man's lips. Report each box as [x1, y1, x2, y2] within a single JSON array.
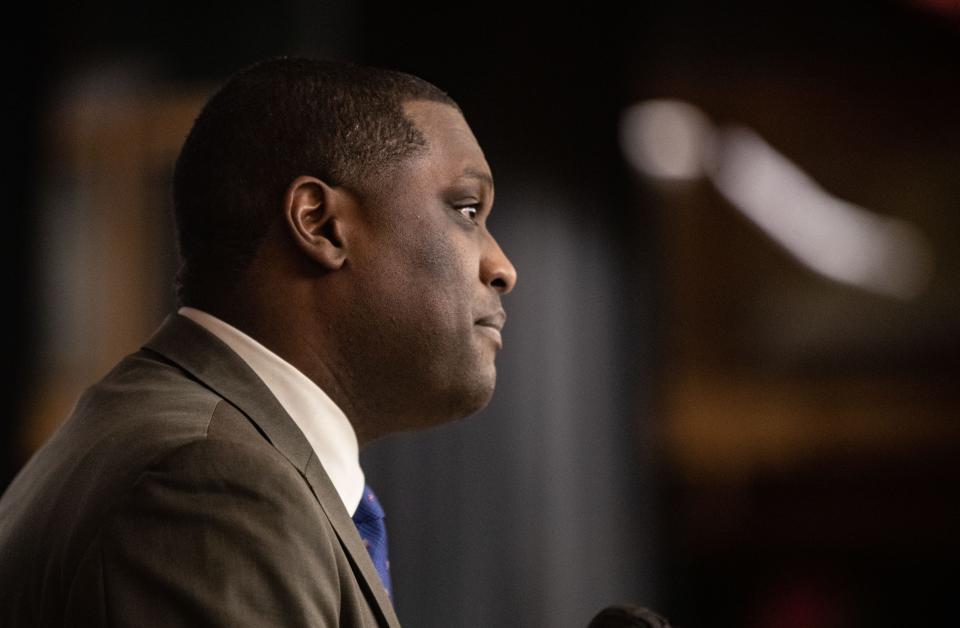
[[475, 309, 506, 332], [475, 310, 506, 348]]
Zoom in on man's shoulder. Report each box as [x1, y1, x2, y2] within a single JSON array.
[[2, 344, 285, 503], [45, 347, 226, 470], [0, 347, 288, 581], [0, 348, 355, 627], [87, 345, 224, 430]]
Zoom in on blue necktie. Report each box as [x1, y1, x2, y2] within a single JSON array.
[[352, 483, 393, 602]]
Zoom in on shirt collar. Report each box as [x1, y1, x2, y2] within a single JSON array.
[[177, 306, 365, 516]]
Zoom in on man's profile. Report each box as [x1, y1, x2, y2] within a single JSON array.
[[0, 56, 516, 627]]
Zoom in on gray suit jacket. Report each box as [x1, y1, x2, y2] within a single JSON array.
[[0, 312, 402, 627]]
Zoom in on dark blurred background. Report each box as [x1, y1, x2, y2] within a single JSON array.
[[5, 1, 959, 627]]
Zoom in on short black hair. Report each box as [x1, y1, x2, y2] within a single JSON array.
[[172, 55, 461, 307]]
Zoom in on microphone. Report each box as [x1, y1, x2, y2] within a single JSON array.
[[587, 605, 672, 628]]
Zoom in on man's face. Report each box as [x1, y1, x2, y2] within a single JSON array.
[[340, 100, 517, 433]]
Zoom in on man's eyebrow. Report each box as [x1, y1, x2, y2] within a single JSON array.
[[456, 168, 494, 189]]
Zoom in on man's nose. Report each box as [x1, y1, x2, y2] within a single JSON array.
[[481, 233, 518, 294]]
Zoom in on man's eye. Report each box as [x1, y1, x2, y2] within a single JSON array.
[[456, 204, 480, 222]]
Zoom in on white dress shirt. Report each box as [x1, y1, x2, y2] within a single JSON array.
[[178, 306, 365, 516]]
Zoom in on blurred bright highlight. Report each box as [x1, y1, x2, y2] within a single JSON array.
[[619, 99, 714, 181], [620, 99, 935, 300]]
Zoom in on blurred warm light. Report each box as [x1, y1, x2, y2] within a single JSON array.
[[618, 99, 714, 181], [620, 100, 935, 300], [709, 126, 934, 301]]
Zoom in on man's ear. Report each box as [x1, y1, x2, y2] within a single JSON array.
[[283, 175, 354, 270]]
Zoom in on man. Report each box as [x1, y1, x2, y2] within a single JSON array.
[[0, 56, 517, 627]]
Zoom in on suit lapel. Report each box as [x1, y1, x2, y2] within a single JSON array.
[[304, 454, 401, 626], [143, 312, 401, 628]]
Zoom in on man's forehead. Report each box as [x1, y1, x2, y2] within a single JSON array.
[[401, 101, 494, 189]]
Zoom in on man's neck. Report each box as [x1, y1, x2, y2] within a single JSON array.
[[191, 298, 378, 445]]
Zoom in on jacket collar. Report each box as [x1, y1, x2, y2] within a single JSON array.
[[142, 311, 401, 628]]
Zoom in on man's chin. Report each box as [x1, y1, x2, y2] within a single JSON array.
[[461, 376, 497, 416], [424, 373, 498, 427], [361, 370, 498, 443]]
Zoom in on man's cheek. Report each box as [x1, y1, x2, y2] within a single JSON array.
[[408, 229, 462, 279]]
